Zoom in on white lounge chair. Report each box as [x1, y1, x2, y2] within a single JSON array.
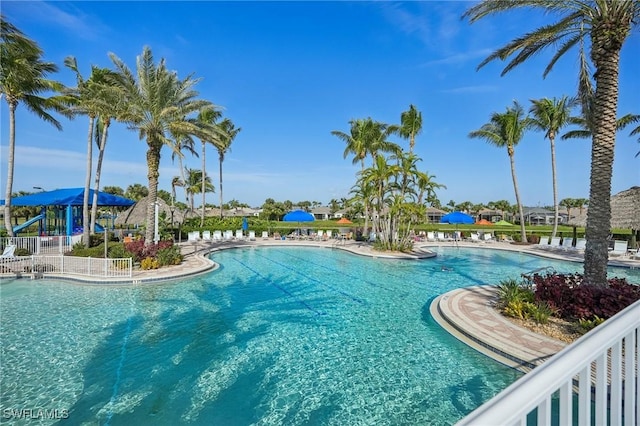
[[261, 231, 269, 240], [537, 236, 549, 247], [1, 245, 16, 258], [235, 230, 243, 240], [574, 238, 586, 251], [248, 231, 256, 241], [470, 233, 480, 243], [213, 230, 222, 242], [482, 233, 494, 242], [561, 237, 573, 250], [325, 230, 333, 240], [224, 230, 233, 241], [609, 240, 629, 256], [316, 230, 324, 241], [548, 237, 561, 249], [202, 230, 211, 241], [188, 231, 200, 242], [426, 231, 436, 242]]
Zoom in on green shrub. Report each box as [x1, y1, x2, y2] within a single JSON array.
[[529, 301, 556, 324], [15, 247, 31, 256], [577, 316, 605, 333], [155, 245, 182, 266], [497, 278, 534, 306]]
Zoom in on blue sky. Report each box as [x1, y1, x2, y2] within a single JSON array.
[[1, 1, 638, 208]]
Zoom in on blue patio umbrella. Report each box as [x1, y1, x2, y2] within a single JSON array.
[[283, 210, 315, 222], [440, 211, 474, 225], [440, 211, 474, 242], [242, 217, 248, 231]]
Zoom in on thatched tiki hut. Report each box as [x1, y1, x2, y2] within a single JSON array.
[[115, 196, 186, 233], [568, 186, 640, 249]]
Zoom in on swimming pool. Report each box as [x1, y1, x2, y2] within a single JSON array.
[[1, 247, 638, 425]]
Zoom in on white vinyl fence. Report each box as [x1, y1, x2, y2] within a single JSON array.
[[457, 299, 640, 426], [0, 255, 132, 279], [0, 235, 81, 255]]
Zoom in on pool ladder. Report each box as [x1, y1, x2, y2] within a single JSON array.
[[520, 266, 556, 282]]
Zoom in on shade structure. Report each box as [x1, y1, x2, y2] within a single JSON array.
[[6, 188, 134, 207], [336, 217, 353, 224], [494, 220, 513, 226], [440, 211, 474, 225], [283, 210, 315, 222], [475, 219, 493, 226], [566, 186, 640, 230]]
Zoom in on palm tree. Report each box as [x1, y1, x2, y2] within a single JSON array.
[[463, 1, 640, 285], [64, 57, 118, 246], [469, 101, 530, 242], [183, 167, 213, 214], [1, 16, 66, 236], [529, 96, 577, 239], [109, 46, 216, 244], [196, 107, 223, 226], [333, 118, 400, 236], [397, 104, 423, 152], [215, 118, 241, 218]]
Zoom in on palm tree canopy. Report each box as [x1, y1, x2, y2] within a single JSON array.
[[468, 101, 530, 151], [529, 96, 577, 139], [0, 16, 66, 128]]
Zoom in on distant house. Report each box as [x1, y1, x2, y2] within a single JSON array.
[[426, 207, 447, 223], [521, 207, 570, 225], [310, 206, 333, 220]]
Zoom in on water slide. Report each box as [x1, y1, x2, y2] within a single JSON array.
[[13, 213, 46, 234]]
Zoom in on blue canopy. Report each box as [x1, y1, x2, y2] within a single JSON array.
[[283, 209, 315, 222], [440, 211, 474, 225], [5, 188, 135, 207]]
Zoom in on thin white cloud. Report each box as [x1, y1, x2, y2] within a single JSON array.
[[440, 85, 498, 94], [419, 48, 494, 67], [5, 0, 106, 41]]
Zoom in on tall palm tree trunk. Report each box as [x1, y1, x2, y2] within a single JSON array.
[[219, 155, 224, 219], [3, 101, 18, 237], [550, 135, 559, 239], [145, 142, 162, 245], [584, 48, 621, 286], [508, 148, 527, 243], [201, 142, 206, 227], [82, 116, 95, 247], [90, 120, 110, 235]]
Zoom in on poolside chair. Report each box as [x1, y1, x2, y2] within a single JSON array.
[[561, 237, 573, 250], [470, 233, 480, 243], [426, 231, 436, 242], [202, 230, 211, 241], [213, 230, 222, 242], [316, 230, 324, 241], [0, 245, 16, 258], [188, 231, 200, 242], [248, 231, 256, 241], [224, 230, 233, 241], [548, 237, 561, 249], [609, 240, 629, 257], [574, 238, 586, 251], [537, 236, 549, 247], [325, 230, 333, 240], [235, 230, 244, 240], [261, 231, 269, 240], [482, 233, 494, 242]]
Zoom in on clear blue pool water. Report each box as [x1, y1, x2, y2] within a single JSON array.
[[1, 246, 638, 425]]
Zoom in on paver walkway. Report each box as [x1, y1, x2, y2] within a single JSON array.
[[431, 286, 567, 373]]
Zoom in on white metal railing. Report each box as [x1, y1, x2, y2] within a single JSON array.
[[0, 235, 81, 255], [0, 255, 132, 279], [457, 300, 640, 425]]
